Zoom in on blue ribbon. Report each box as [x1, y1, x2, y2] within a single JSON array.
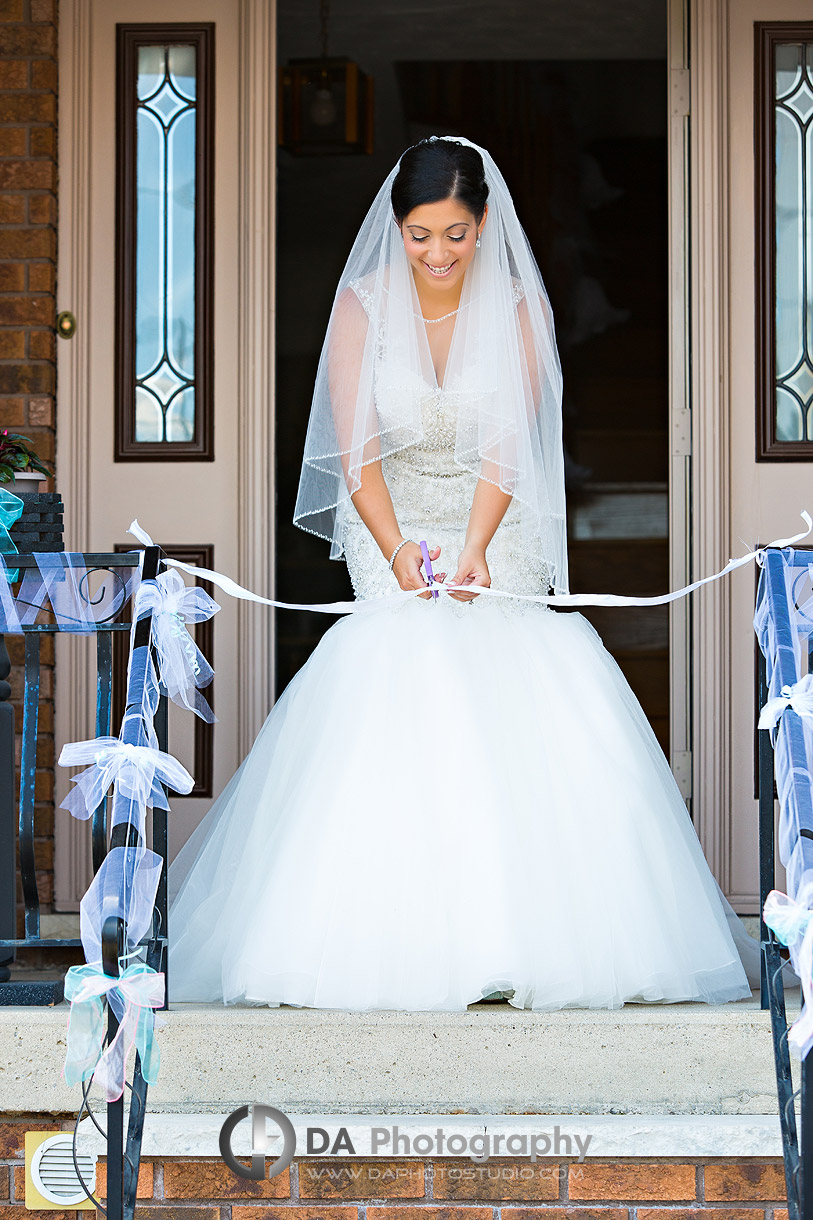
[[0, 488, 23, 583], [62, 960, 164, 1100]]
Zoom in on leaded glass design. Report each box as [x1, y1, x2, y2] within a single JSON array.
[[135, 44, 197, 444], [774, 41, 813, 444]]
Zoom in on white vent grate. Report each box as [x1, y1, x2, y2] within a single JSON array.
[[31, 1133, 96, 1206]]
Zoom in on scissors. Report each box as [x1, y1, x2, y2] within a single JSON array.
[[419, 540, 440, 601]]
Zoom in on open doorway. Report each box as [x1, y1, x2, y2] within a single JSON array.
[[275, 1, 670, 752]]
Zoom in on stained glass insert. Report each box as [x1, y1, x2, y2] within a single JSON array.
[[134, 43, 197, 444], [774, 41, 813, 444]]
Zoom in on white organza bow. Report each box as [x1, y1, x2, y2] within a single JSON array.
[[58, 737, 194, 821], [763, 888, 813, 1059], [63, 961, 166, 1102], [134, 568, 219, 722], [758, 673, 813, 730]]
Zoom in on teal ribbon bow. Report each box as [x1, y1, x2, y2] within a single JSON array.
[[0, 488, 23, 583], [62, 960, 165, 1101]]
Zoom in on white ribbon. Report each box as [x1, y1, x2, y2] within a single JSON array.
[[0, 550, 142, 634], [134, 568, 220, 722], [127, 510, 813, 617], [0, 561, 21, 631], [79, 845, 163, 968], [58, 737, 194, 821], [128, 519, 159, 549], [758, 673, 813, 730], [763, 889, 813, 1059]]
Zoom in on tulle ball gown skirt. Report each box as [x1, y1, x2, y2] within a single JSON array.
[[167, 594, 752, 1011]]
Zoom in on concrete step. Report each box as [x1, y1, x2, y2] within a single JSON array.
[[75, 1111, 788, 1162], [1, 991, 800, 1117]]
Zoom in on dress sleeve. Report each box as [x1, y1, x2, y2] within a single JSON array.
[[326, 283, 381, 486]]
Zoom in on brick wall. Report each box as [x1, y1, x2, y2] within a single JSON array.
[[0, 0, 59, 928], [103, 1156, 791, 1216], [0, 1119, 794, 1219]]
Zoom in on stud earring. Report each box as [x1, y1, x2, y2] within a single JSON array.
[[475, 233, 481, 248]]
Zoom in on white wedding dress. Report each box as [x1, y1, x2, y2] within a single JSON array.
[[166, 319, 760, 1012]]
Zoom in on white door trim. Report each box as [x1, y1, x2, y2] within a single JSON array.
[[54, 0, 95, 910], [667, 0, 693, 809], [236, 0, 277, 748], [54, 0, 277, 908], [688, 0, 732, 888]]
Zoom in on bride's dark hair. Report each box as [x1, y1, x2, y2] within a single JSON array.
[[391, 137, 489, 225]]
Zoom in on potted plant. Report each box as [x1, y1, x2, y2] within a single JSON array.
[[0, 430, 52, 493], [0, 430, 63, 553]]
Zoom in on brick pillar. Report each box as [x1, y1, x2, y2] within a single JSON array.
[[0, 0, 59, 927]]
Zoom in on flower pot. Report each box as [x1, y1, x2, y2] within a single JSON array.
[[2, 474, 64, 553], [5, 471, 46, 495]]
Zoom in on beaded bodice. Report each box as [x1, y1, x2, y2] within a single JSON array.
[[340, 277, 551, 606]]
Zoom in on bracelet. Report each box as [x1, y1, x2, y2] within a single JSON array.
[[388, 539, 412, 571]]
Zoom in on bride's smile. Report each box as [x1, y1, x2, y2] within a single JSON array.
[[398, 197, 488, 311]]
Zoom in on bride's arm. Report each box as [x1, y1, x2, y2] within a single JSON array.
[[350, 463, 439, 598], [328, 287, 437, 598]]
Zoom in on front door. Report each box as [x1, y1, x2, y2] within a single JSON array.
[[725, 0, 813, 909], [54, 0, 276, 906]]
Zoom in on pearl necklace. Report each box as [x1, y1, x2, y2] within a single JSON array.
[[378, 280, 468, 324], [420, 307, 460, 325]]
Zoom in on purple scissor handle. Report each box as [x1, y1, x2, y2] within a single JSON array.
[[419, 539, 439, 600]]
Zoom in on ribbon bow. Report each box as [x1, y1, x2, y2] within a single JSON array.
[[763, 889, 813, 1059], [63, 961, 165, 1102], [0, 488, 23, 583], [58, 737, 194, 822], [134, 568, 219, 722], [758, 673, 813, 730]]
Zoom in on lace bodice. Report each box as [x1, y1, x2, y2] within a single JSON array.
[[340, 277, 551, 607]]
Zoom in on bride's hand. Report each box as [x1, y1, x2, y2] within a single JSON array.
[[392, 542, 442, 599], [448, 545, 490, 602]]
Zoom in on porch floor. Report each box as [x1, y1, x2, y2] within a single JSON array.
[[1, 988, 801, 1117]]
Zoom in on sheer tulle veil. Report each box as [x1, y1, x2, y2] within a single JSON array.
[[293, 135, 569, 595]]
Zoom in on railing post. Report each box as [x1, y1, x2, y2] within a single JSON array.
[[0, 634, 14, 981], [102, 913, 125, 1220], [755, 547, 813, 1220], [763, 931, 801, 1215], [108, 544, 163, 1219], [802, 1055, 813, 1219], [757, 648, 775, 1010]]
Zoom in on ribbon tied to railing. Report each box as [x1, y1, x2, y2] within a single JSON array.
[[58, 737, 194, 822], [0, 487, 23, 583], [134, 568, 220, 722], [62, 961, 165, 1102], [763, 889, 813, 1059], [758, 673, 813, 731]]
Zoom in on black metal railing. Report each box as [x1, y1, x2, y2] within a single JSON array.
[[0, 546, 168, 1220], [756, 545, 813, 1220]]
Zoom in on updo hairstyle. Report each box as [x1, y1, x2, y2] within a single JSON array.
[[391, 138, 488, 225]]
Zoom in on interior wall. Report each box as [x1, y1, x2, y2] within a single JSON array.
[[275, 4, 669, 706]]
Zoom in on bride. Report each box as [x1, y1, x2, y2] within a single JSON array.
[[167, 135, 760, 1011]]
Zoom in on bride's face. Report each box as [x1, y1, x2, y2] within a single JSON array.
[[399, 197, 487, 292]]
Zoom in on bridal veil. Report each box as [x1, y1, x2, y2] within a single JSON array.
[[292, 135, 569, 596]]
